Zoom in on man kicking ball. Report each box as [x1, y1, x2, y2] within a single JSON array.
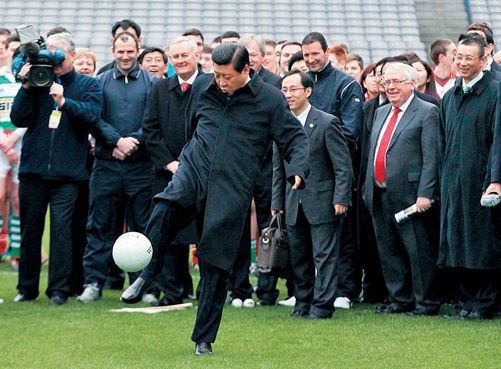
[[121, 43, 309, 355]]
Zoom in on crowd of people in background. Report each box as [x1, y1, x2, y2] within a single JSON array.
[[0, 19, 499, 336]]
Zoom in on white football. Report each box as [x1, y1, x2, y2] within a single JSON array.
[[112, 232, 153, 272]]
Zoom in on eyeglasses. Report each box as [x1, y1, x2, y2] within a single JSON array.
[[280, 87, 306, 94], [381, 79, 410, 87], [454, 54, 481, 63]]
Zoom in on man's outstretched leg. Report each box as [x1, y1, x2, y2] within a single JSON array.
[[122, 201, 191, 303]]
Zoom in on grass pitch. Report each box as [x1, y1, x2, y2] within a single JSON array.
[[1, 264, 500, 369]]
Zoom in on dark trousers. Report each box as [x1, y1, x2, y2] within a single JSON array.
[[337, 200, 362, 300], [192, 261, 230, 343], [17, 175, 79, 299], [83, 159, 152, 288], [228, 208, 253, 300], [288, 205, 342, 317], [153, 170, 193, 303], [372, 188, 440, 311], [452, 268, 498, 316], [140, 201, 228, 343], [357, 202, 387, 303], [70, 180, 89, 296]]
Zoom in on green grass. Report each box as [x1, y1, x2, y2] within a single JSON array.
[[1, 264, 501, 369]]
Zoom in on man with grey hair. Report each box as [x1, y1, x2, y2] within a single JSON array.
[[142, 35, 203, 306], [11, 32, 103, 305], [363, 62, 441, 316], [239, 34, 281, 88]]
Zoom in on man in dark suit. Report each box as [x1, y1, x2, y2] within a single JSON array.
[[121, 44, 309, 355], [363, 62, 440, 315], [142, 36, 203, 306], [272, 70, 353, 319]]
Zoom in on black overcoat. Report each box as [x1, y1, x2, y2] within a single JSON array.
[[155, 73, 310, 272], [438, 73, 501, 269]]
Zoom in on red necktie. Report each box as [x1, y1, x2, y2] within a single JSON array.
[[181, 82, 190, 92], [374, 106, 401, 185]]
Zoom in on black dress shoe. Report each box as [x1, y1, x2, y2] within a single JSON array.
[[463, 310, 494, 321], [194, 342, 212, 355], [290, 310, 308, 318], [158, 296, 183, 307], [375, 303, 409, 314], [442, 309, 471, 320], [405, 308, 439, 316], [121, 277, 151, 304], [49, 295, 67, 306], [306, 313, 331, 320]]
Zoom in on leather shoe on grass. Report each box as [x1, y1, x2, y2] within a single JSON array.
[[290, 310, 308, 318], [375, 303, 410, 314], [442, 309, 470, 320], [121, 277, 150, 304], [405, 308, 440, 316], [194, 342, 212, 355], [306, 313, 331, 320], [49, 295, 67, 306]]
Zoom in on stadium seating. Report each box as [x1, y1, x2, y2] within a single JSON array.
[[2, 0, 430, 68]]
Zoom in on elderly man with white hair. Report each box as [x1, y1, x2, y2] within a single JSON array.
[[363, 62, 441, 316]]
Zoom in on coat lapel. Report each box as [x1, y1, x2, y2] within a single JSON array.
[[304, 107, 319, 137], [371, 104, 391, 152]]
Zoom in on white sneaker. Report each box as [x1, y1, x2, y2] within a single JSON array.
[[334, 296, 352, 309], [141, 293, 159, 306], [231, 298, 243, 308], [243, 298, 255, 308], [77, 284, 101, 303], [278, 296, 296, 307]]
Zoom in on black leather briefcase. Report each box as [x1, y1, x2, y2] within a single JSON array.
[[257, 214, 289, 273]]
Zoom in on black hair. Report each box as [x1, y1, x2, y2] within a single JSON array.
[[182, 28, 204, 43], [467, 22, 494, 45], [288, 51, 304, 71], [458, 33, 486, 57], [112, 31, 140, 49], [46, 26, 70, 37], [282, 69, 314, 90], [138, 47, 167, 64], [220, 31, 240, 40], [211, 43, 249, 72], [301, 32, 328, 52], [111, 19, 141, 37]]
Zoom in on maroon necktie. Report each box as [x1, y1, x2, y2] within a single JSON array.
[[181, 82, 190, 92], [374, 106, 401, 185]]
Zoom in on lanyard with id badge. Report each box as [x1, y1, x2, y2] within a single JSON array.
[[49, 108, 61, 129], [48, 78, 62, 129]]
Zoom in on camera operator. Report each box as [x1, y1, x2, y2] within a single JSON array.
[[10, 32, 103, 305]]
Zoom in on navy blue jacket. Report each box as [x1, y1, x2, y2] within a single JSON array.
[[93, 63, 157, 161], [308, 62, 364, 148], [10, 69, 102, 181]]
